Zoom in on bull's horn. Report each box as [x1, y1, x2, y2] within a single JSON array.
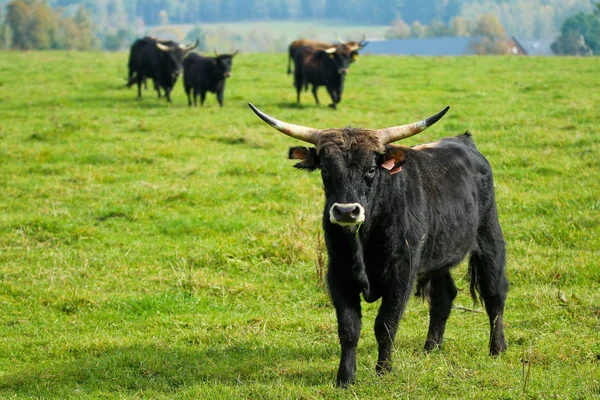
[[324, 47, 337, 54], [248, 103, 320, 145], [336, 34, 346, 44], [181, 38, 199, 52], [232, 50, 239, 57], [376, 106, 450, 145], [156, 42, 171, 52]]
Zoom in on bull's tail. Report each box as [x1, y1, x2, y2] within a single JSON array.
[[126, 74, 137, 87], [467, 255, 481, 304]]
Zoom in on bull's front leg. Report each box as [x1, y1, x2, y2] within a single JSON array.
[[374, 274, 413, 374], [217, 89, 224, 107], [327, 266, 362, 387]]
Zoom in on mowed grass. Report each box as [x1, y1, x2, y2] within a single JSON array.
[[0, 51, 599, 399]]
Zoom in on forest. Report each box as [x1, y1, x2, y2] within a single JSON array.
[[0, 0, 599, 54], [0, 0, 596, 37]]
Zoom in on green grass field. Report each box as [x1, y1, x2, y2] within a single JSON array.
[[0, 51, 599, 399]]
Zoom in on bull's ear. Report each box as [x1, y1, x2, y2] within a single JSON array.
[[288, 146, 319, 171], [379, 146, 406, 175]]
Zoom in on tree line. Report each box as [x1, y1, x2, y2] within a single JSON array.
[[0, 0, 599, 55], [1, 0, 95, 50]]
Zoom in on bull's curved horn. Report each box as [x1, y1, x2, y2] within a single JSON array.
[[231, 50, 239, 57], [376, 106, 450, 145], [324, 47, 337, 54], [181, 38, 199, 52], [336, 34, 346, 44], [156, 42, 171, 52], [248, 103, 320, 145]]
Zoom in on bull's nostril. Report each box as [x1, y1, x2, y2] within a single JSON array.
[[350, 207, 360, 218]]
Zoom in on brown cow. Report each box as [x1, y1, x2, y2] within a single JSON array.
[[287, 35, 369, 74]]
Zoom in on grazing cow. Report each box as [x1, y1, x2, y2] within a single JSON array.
[[127, 36, 198, 103], [248, 103, 509, 387], [293, 46, 353, 110], [287, 36, 368, 74], [183, 51, 237, 107]]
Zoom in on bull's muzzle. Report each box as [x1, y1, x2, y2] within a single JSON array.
[[224, 72, 232, 78], [339, 68, 349, 75], [329, 203, 365, 226]]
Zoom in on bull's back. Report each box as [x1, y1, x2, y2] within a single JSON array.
[[407, 134, 496, 267]]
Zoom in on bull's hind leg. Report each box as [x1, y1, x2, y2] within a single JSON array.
[[470, 217, 509, 355], [185, 85, 192, 106], [421, 271, 457, 351], [311, 86, 320, 105]]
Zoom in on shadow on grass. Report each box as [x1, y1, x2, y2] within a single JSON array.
[[0, 342, 333, 396]]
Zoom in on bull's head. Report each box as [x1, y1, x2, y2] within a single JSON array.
[[323, 47, 351, 75], [213, 50, 238, 78], [248, 103, 449, 229], [336, 34, 369, 60], [156, 39, 199, 80]]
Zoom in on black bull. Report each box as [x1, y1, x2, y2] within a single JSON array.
[[293, 46, 352, 110], [127, 36, 198, 103], [183, 51, 237, 107], [248, 103, 509, 387]]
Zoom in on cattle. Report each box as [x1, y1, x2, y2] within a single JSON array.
[[293, 45, 353, 110], [127, 36, 198, 103], [287, 36, 368, 74], [183, 51, 237, 107], [247, 103, 509, 387]]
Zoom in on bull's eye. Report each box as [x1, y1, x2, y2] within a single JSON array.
[[365, 166, 376, 184], [321, 167, 329, 177]]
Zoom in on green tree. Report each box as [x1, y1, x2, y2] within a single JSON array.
[[552, 11, 600, 55], [470, 14, 509, 54], [185, 25, 207, 51], [450, 16, 471, 36], [6, 0, 58, 50], [72, 5, 95, 49], [410, 21, 426, 38], [385, 16, 411, 39], [427, 18, 451, 37]]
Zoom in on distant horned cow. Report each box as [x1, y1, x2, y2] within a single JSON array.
[[127, 36, 198, 103], [183, 50, 238, 107], [248, 103, 509, 387], [287, 35, 368, 75], [293, 45, 353, 109]]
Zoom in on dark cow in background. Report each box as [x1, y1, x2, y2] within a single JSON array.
[[248, 103, 509, 387], [183, 51, 237, 107], [127, 36, 198, 102], [287, 39, 332, 74], [287, 36, 368, 74], [293, 45, 353, 109]]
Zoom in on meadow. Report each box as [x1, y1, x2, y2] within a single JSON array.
[[0, 51, 598, 399]]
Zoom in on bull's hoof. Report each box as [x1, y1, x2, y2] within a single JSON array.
[[328, 103, 337, 110], [424, 339, 442, 352], [335, 377, 354, 388], [490, 341, 507, 355], [375, 360, 392, 375]]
